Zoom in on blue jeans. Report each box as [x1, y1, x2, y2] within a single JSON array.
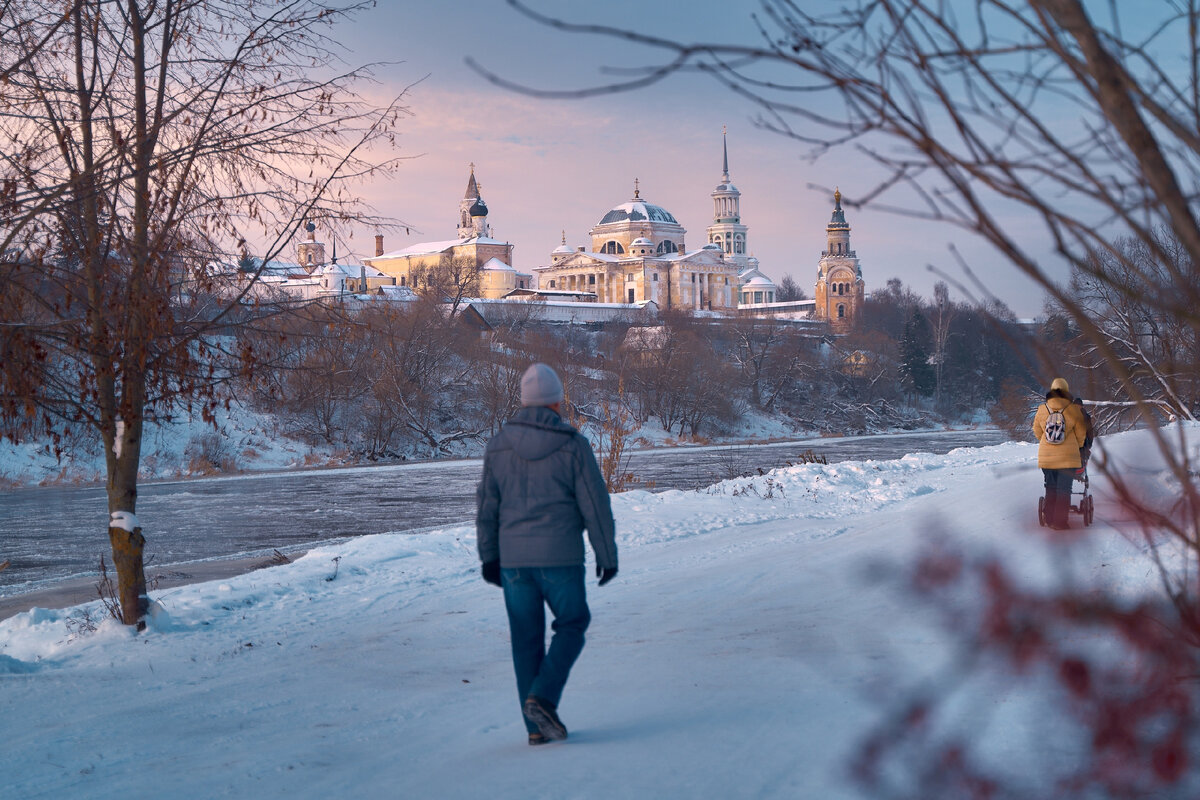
[[501, 566, 590, 733]]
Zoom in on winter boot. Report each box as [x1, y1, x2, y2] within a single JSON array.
[[1044, 488, 1059, 528], [523, 696, 568, 741]]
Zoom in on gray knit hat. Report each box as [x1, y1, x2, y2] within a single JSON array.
[[520, 363, 564, 407]]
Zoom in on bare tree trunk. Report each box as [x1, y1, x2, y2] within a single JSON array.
[[108, 519, 148, 629]]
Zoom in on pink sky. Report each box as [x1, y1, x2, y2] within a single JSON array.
[[329, 1, 1058, 317]]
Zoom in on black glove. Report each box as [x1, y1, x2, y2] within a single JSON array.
[[482, 560, 501, 587], [596, 565, 618, 587]]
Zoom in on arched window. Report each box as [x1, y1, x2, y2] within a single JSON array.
[[656, 240, 678, 255], [734, 235, 744, 254], [602, 241, 624, 255], [837, 304, 846, 318], [549, 280, 556, 288]]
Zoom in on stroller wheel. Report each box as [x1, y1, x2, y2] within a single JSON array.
[[1038, 496, 1046, 527]]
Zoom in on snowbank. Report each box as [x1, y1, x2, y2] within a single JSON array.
[[0, 425, 1194, 798]]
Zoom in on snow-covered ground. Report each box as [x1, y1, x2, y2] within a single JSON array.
[[1, 426, 1191, 798], [0, 404, 336, 489]]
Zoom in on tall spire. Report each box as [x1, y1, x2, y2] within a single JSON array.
[[721, 125, 730, 182], [464, 162, 479, 200]]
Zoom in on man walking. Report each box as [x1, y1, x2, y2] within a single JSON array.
[[476, 363, 618, 745]]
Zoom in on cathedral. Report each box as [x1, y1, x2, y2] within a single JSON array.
[[533, 131, 866, 325], [535, 178, 738, 310]]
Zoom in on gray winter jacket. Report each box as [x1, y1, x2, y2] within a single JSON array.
[[476, 406, 617, 570]]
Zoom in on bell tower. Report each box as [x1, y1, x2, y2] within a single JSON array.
[[296, 221, 326, 271], [458, 163, 485, 239], [706, 127, 750, 271], [815, 189, 865, 328]]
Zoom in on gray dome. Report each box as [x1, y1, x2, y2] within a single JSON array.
[[597, 200, 677, 226]]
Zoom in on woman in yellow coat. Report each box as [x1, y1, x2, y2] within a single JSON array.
[[1032, 377, 1088, 529]]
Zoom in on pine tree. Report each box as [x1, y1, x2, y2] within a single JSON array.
[[900, 310, 935, 398]]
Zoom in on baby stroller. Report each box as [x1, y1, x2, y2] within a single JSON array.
[[1038, 467, 1094, 527]]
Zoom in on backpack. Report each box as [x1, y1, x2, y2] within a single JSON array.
[[1043, 405, 1067, 445]]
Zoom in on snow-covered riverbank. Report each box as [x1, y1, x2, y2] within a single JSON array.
[[1, 427, 1189, 798]]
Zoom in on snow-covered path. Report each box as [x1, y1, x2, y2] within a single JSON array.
[[0, 434, 1179, 799]]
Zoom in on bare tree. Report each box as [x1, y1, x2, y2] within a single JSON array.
[[0, 0, 405, 627], [775, 273, 808, 302], [1067, 232, 1200, 425], [730, 315, 806, 410], [369, 300, 481, 454], [929, 282, 955, 410], [426, 253, 482, 318]]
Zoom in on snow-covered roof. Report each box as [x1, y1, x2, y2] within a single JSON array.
[[373, 235, 511, 260], [373, 285, 419, 301], [595, 200, 680, 227], [503, 288, 597, 300], [321, 262, 386, 278], [659, 248, 727, 264], [534, 251, 622, 268], [743, 275, 777, 289], [480, 257, 514, 272], [464, 298, 658, 325]]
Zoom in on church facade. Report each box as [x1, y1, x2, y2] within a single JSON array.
[[365, 165, 531, 298], [534, 180, 739, 310]]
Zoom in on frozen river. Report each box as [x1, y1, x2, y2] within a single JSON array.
[[0, 429, 1008, 597]]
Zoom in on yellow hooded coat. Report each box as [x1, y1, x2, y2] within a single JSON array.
[[1032, 395, 1087, 469]]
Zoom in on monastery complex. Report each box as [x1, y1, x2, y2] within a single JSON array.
[[243, 131, 866, 329]]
